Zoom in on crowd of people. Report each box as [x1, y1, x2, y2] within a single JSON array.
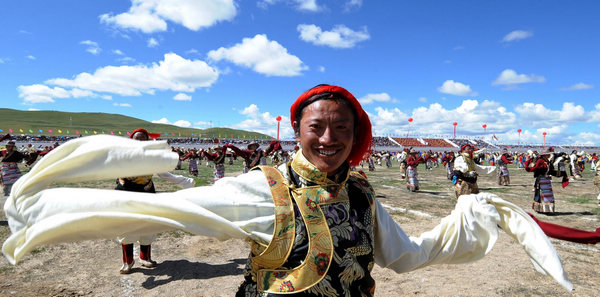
[[2, 84, 596, 295]]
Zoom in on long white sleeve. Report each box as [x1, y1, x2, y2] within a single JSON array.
[[155, 172, 195, 189], [3, 135, 275, 265], [374, 193, 572, 291]]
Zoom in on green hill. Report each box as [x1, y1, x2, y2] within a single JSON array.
[[0, 108, 272, 139]]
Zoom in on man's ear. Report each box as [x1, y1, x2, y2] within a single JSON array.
[[293, 121, 300, 140]]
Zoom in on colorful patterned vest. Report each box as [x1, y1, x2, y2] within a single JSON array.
[[237, 151, 377, 297]]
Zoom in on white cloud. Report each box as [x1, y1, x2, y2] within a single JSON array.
[[147, 37, 159, 47], [43, 53, 218, 96], [113, 102, 132, 107], [492, 69, 546, 86], [437, 80, 477, 96], [193, 120, 214, 128], [0, 58, 5, 63], [80, 40, 101, 55], [26, 55, 36, 60], [118, 56, 136, 63], [27, 108, 39, 111], [208, 34, 307, 76], [369, 99, 517, 137], [17, 84, 70, 103], [515, 102, 585, 123], [418, 97, 427, 103], [17, 84, 112, 104], [258, 0, 323, 12], [358, 93, 393, 104], [186, 49, 200, 55], [113, 49, 124, 55], [318, 66, 325, 72], [100, 0, 237, 33], [344, 0, 362, 10], [173, 120, 192, 127], [152, 117, 170, 124], [230, 104, 293, 138], [502, 30, 533, 42], [589, 103, 600, 122], [561, 82, 594, 91], [152, 117, 192, 128], [173, 93, 192, 101], [297, 24, 369, 48]]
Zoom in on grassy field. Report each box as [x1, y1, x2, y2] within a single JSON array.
[[0, 108, 271, 139], [1, 158, 599, 296]]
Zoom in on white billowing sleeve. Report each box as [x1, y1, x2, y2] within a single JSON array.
[[155, 172, 195, 189], [453, 156, 495, 175], [374, 193, 572, 291], [3, 135, 275, 265]]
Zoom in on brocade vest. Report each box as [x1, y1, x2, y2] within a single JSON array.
[[236, 150, 377, 297]]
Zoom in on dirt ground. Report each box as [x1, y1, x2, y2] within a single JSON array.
[[1, 160, 599, 297]]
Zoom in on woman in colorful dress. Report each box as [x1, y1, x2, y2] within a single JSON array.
[[3, 85, 572, 295], [452, 144, 496, 199], [201, 145, 228, 181], [525, 147, 556, 213], [116, 128, 195, 274], [406, 148, 425, 192], [1, 140, 26, 196], [497, 149, 513, 186]]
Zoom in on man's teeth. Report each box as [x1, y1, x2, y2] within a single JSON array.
[[319, 150, 337, 156]]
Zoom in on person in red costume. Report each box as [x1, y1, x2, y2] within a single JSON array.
[[525, 147, 556, 213], [497, 148, 514, 186], [200, 145, 228, 182], [405, 148, 425, 192], [225, 141, 279, 173]]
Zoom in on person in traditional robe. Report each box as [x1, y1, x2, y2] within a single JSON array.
[[1, 140, 26, 196], [116, 128, 195, 274], [2, 85, 572, 295], [405, 148, 425, 192], [525, 147, 556, 213], [497, 149, 513, 186], [452, 144, 495, 199]]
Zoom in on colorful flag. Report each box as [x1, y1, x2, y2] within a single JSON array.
[[93, 131, 97, 134], [58, 129, 62, 133], [85, 130, 88, 134], [29, 129, 33, 133], [48, 129, 53, 133], [19, 129, 23, 133], [493, 134, 498, 141], [39, 129, 43, 133]]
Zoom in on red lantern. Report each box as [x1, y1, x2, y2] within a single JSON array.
[[408, 117, 413, 122], [482, 124, 487, 129], [452, 122, 457, 138], [517, 129, 522, 145], [542, 132, 547, 147], [276, 116, 282, 140], [517, 128, 522, 133]]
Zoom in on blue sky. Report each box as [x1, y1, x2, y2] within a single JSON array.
[[1, 0, 599, 146]]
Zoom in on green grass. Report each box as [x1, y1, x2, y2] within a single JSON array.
[[0, 108, 271, 139]]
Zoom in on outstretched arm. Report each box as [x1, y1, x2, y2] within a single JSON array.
[[374, 193, 572, 291]]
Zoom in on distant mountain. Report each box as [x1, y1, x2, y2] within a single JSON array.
[[0, 108, 272, 139]]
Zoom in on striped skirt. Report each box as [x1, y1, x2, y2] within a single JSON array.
[[500, 165, 509, 176], [214, 164, 225, 181], [534, 176, 555, 213], [407, 166, 419, 190], [1, 162, 22, 185]]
